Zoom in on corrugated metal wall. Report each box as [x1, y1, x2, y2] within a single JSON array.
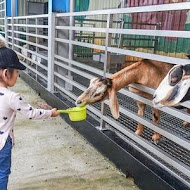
[[126, 0, 187, 7], [78, 0, 190, 59], [83, 0, 122, 50], [88, 0, 121, 10]]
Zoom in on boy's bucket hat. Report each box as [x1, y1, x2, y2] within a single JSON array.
[[0, 35, 26, 70]]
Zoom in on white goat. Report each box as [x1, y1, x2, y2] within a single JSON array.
[[153, 61, 190, 108]]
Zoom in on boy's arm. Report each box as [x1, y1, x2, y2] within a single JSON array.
[[9, 93, 55, 119]]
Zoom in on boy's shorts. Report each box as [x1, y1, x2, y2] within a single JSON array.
[[0, 136, 12, 190]]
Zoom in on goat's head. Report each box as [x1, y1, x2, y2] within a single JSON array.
[[153, 64, 190, 107], [76, 77, 120, 119]]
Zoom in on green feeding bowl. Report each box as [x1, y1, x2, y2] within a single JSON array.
[[57, 106, 87, 121]]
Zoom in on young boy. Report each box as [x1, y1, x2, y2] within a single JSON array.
[[0, 35, 59, 190]]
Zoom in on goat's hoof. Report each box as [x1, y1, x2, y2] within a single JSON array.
[[135, 130, 143, 136], [152, 133, 161, 144], [183, 121, 190, 128]]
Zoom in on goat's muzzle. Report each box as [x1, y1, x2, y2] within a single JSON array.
[[76, 100, 82, 105]]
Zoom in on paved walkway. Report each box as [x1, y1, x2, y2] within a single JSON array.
[[8, 78, 139, 190]]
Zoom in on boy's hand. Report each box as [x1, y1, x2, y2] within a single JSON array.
[[51, 108, 59, 117]]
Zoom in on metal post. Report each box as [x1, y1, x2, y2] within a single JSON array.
[[118, 0, 125, 49], [118, 0, 125, 46], [99, 13, 113, 130], [4, 0, 8, 42], [11, 0, 15, 49], [69, 0, 74, 61], [152, 22, 161, 54], [104, 14, 113, 74], [25, 18, 30, 71], [48, 12, 55, 92], [66, 0, 75, 91]]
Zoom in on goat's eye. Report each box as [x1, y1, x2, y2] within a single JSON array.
[[169, 75, 182, 86], [94, 93, 101, 97], [170, 76, 180, 86], [169, 66, 183, 86]]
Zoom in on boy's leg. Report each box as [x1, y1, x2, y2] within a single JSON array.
[[0, 137, 12, 190]]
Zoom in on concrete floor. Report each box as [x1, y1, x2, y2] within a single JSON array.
[[8, 78, 139, 190]]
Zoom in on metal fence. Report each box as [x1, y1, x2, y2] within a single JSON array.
[[6, 14, 49, 88], [2, 2, 190, 188], [0, 0, 6, 36]]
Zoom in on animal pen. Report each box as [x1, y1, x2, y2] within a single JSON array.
[[1, 0, 190, 189]]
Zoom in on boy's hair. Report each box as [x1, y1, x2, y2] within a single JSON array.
[[0, 68, 15, 82]]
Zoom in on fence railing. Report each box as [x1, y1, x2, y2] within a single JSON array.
[[3, 2, 190, 188], [0, 0, 6, 36], [6, 14, 49, 88]]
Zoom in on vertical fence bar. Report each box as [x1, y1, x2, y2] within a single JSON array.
[[47, 11, 55, 91], [69, 0, 74, 62], [152, 22, 161, 54], [25, 18, 30, 70], [11, 0, 15, 49], [99, 13, 113, 130], [118, 0, 125, 49], [4, 0, 7, 42], [67, 0, 75, 91]]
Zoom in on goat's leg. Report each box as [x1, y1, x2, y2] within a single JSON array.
[[152, 108, 162, 143], [135, 101, 146, 136], [183, 108, 190, 127]]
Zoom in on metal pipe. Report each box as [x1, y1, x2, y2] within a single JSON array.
[[48, 9, 55, 91], [55, 2, 190, 17], [11, 0, 15, 50], [68, 0, 75, 76]]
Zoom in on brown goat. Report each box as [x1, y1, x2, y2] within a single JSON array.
[[76, 59, 174, 143]]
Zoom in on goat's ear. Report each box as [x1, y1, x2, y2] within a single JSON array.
[[108, 89, 120, 119]]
